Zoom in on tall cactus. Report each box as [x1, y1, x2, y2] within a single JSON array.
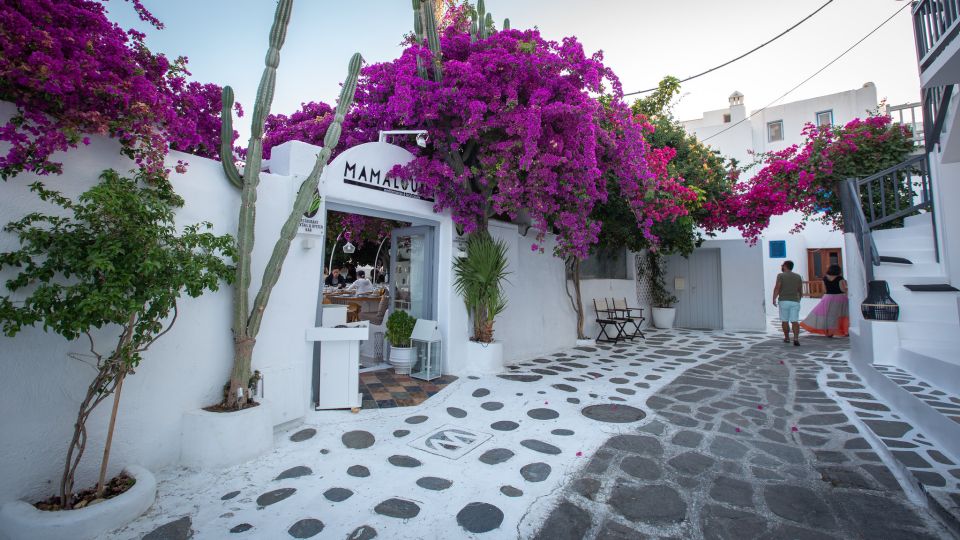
[[217, 0, 363, 407]]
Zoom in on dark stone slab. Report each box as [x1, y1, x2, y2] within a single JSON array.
[[347, 465, 370, 478], [814, 450, 848, 463], [323, 487, 353, 502], [481, 401, 504, 411], [229, 523, 252, 533], [764, 484, 836, 529], [534, 500, 592, 540], [700, 505, 768, 540], [479, 448, 514, 465], [521, 462, 552, 482], [582, 404, 646, 423], [393, 429, 409, 438], [288, 518, 324, 538], [709, 476, 754, 507], [710, 436, 749, 460], [528, 408, 560, 420], [491, 420, 519, 431], [573, 477, 601, 500], [835, 492, 925, 537], [620, 455, 662, 480], [799, 413, 848, 426], [912, 470, 946, 487], [472, 388, 490, 398], [863, 420, 913, 438], [416, 476, 453, 490], [850, 400, 890, 412], [346, 525, 377, 540], [446, 407, 467, 418], [275, 466, 312, 480], [256, 488, 296, 508], [498, 374, 542, 382], [754, 441, 805, 464], [405, 415, 428, 424], [501, 485, 523, 497], [388, 454, 422, 468], [521, 439, 561, 455], [456, 502, 504, 534], [144, 517, 192, 540], [606, 434, 663, 456], [586, 450, 615, 474], [221, 490, 240, 500], [374, 498, 421, 519], [610, 377, 630, 384], [552, 428, 574, 436], [595, 521, 645, 539], [818, 467, 873, 489], [668, 451, 715, 476], [289, 428, 316, 442], [342, 430, 375, 449], [672, 375, 732, 390], [552, 384, 578, 392], [672, 430, 703, 448], [609, 482, 686, 524]]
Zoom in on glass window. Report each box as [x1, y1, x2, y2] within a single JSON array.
[[579, 248, 629, 279], [767, 120, 784, 142], [723, 113, 731, 123], [816, 110, 833, 127]]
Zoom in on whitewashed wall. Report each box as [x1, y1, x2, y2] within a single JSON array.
[[0, 121, 323, 503]]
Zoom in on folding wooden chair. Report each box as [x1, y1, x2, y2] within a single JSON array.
[[604, 298, 637, 342], [613, 297, 646, 340], [593, 299, 626, 343]]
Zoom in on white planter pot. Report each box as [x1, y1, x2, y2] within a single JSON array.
[[652, 307, 676, 329], [0, 465, 156, 540], [575, 339, 596, 347], [180, 403, 273, 469], [465, 341, 504, 374], [389, 346, 414, 374]]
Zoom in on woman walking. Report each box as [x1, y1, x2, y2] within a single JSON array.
[[800, 264, 849, 337]]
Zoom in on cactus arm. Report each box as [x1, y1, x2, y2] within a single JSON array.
[[477, 0, 486, 39], [485, 13, 494, 36], [247, 53, 363, 338], [420, 0, 443, 82], [469, 9, 478, 42], [235, 0, 294, 339], [503, 18, 510, 30], [412, 0, 428, 80], [218, 86, 243, 189]]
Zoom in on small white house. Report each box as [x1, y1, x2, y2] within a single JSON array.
[[681, 84, 882, 315]]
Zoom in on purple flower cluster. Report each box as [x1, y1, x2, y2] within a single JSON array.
[[0, 0, 232, 181]]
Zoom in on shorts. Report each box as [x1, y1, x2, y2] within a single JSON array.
[[779, 300, 801, 323]]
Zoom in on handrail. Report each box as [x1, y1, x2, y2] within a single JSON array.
[[923, 84, 954, 152], [914, 0, 960, 70], [840, 178, 879, 283], [854, 154, 926, 186]]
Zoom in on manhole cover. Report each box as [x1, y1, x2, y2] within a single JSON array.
[[409, 424, 491, 459]]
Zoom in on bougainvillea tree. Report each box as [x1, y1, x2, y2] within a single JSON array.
[[0, 0, 233, 182], [727, 114, 914, 243]]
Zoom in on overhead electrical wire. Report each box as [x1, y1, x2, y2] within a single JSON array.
[[701, 2, 911, 143], [623, 0, 835, 97]]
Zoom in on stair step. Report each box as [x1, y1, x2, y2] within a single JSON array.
[[895, 301, 960, 323], [879, 256, 912, 264], [874, 263, 945, 279], [899, 340, 960, 395], [904, 283, 960, 292]]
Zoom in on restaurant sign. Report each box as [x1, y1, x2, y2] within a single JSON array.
[[297, 187, 324, 236], [341, 160, 433, 201]]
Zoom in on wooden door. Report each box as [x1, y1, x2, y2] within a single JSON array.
[[806, 248, 842, 298]]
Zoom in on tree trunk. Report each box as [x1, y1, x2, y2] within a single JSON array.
[[226, 337, 255, 408], [96, 369, 126, 499], [571, 259, 586, 340]]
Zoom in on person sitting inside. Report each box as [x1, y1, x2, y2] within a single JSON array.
[[325, 268, 346, 288], [347, 270, 374, 294]]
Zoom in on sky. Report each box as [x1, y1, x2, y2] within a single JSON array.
[[107, 0, 921, 141]]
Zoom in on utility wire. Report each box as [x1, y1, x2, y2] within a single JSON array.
[[701, 2, 911, 143], [624, 0, 834, 97]]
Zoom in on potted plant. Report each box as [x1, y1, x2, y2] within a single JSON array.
[[453, 233, 509, 373], [385, 310, 417, 374], [647, 251, 678, 329], [0, 172, 233, 539]]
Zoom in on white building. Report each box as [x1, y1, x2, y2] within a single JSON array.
[[681, 84, 880, 315]]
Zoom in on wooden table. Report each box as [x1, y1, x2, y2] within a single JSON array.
[[325, 294, 384, 315]]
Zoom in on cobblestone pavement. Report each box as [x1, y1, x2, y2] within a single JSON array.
[[533, 336, 957, 539]]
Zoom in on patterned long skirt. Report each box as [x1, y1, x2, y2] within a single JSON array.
[[800, 293, 849, 337]]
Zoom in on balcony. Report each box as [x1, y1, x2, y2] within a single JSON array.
[[914, 0, 960, 88]]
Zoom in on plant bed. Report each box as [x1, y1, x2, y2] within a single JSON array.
[[202, 400, 261, 413], [34, 473, 135, 512], [180, 402, 273, 469], [0, 466, 156, 540]]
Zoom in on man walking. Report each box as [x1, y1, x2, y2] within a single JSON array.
[[773, 260, 803, 346]]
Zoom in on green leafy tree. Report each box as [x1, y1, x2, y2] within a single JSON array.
[[0, 171, 234, 509], [453, 232, 510, 342]]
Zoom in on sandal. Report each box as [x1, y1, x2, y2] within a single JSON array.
[[793, 340, 800, 346]]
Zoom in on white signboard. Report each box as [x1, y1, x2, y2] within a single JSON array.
[[297, 187, 324, 236], [338, 155, 433, 201]]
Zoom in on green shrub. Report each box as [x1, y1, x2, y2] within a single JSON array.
[[385, 310, 416, 348]]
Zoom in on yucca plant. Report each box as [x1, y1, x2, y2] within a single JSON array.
[[453, 233, 509, 342]]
